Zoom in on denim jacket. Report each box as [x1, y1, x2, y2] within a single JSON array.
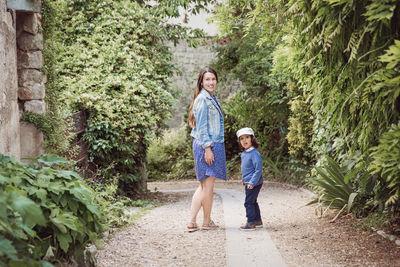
[[190, 89, 224, 148]]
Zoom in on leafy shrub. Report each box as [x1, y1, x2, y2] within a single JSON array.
[[87, 179, 150, 228], [213, 0, 400, 215], [368, 122, 400, 207], [307, 156, 363, 221], [0, 154, 104, 265], [147, 127, 195, 181], [53, 0, 175, 193], [211, 10, 291, 177], [220, 89, 289, 175], [47, 0, 209, 193]]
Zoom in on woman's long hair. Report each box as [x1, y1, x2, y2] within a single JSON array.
[[188, 67, 218, 128]]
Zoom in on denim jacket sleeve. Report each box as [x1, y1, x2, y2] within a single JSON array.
[[193, 97, 213, 149]]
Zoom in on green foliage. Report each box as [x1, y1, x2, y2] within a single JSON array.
[[0, 154, 105, 265], [368, 122, 400, 206], [87, 180, 148, 228], [284, 0, 400, 213], [21, 112, 71, 154], [359, 212, 400, 235], [211, 24, 290, 172], [286, 95, 313, 159], [307, 156, 364, 220], [46, 0, 219, 193], [147, 127, 195, 181], [285, 0, 400, 156], [212, 0, 400, 214], [54, 0, 175, 191]]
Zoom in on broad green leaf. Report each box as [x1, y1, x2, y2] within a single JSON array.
[[0, 235, 17, 259], [0, 194, 7, 219], [34, 189, 47, 202], [51, 212, 78, 232], [56, 170, 82, 179], [41, 261, 55, 267], [50, 217, 67, 234], [70, 186, 91, 202], [38, 154, 69, 167], [0, 174, 9, 184], [347, 192, 358, 213], [9, 191, 46, 227], [56, 232, 72, 253]]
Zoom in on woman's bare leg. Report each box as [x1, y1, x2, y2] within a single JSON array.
[[201, 176, 216, 224], [190, 184, 203, 223]]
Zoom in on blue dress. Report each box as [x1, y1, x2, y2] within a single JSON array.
[[193, 139, 227, 181]]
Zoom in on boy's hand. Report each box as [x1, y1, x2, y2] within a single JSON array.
[[247, 184, 254, 189]]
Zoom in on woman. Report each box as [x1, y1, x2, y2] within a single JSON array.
[[187, 67, 227, 230]]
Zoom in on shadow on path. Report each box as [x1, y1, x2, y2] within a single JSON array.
[[216, 189, 286, 267]]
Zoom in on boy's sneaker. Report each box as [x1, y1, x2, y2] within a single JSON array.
[[255, 221, 263, 228], [240, 222, 256, 231]]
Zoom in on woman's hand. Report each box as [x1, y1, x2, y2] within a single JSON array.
[[204, 147, 214, 165], [247, 184, 254, 189]]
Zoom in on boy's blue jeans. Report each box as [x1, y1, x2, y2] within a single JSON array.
[[244, 183, 262, 224]]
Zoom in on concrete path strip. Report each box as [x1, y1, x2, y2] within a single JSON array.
[[216, 189, 287, 267]]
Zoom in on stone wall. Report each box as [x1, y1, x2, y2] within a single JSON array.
[[167, 37, 241, 129], [17, 11, 44, 159], [17, 12, 45, 114], [0, 0, 20, 158], [0, 0, 44, 160], [166, 38, 216, 128]]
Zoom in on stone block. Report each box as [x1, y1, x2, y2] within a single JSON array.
[[7, 0, 42, 13], [20, 121, 43, 161], [17, 32, 43, 51], [18, 69, 44, 87], [17, 50, 43, 69], [23, 13, 40, 34], [24, 100, 45, 114], [18, 82, 45, 100]]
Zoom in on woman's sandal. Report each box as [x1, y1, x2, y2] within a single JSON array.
[[201, 220, 219, 230], [187, 222, 198, 230]]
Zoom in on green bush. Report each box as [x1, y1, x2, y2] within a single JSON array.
[[211, 8, 291, 177], [0, 154, 105, 265], [369, 122, 400, 207], [147, 127, 195, 181], [307, 157, 356, 216], [46, 0, 209, 194], [213, 0, 400, 215], [53, 0, 175, 193]]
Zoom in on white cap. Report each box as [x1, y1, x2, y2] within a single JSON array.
[[236, 127, 255, 138]]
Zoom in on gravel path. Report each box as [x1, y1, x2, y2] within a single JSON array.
[[96, 180, 400, 267], [95, 190, 226, 266]]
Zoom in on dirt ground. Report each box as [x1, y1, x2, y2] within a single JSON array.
[[96, 180, 400, 267]]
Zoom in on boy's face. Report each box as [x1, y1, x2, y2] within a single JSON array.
[[239, 134, 252, 150]]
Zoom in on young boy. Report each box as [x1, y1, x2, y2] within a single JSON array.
[[236, 127, 264, 231]]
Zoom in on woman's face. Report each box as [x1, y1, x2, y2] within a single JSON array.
[[239, 134, 252, 150], [202, 72, 217, 95]]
